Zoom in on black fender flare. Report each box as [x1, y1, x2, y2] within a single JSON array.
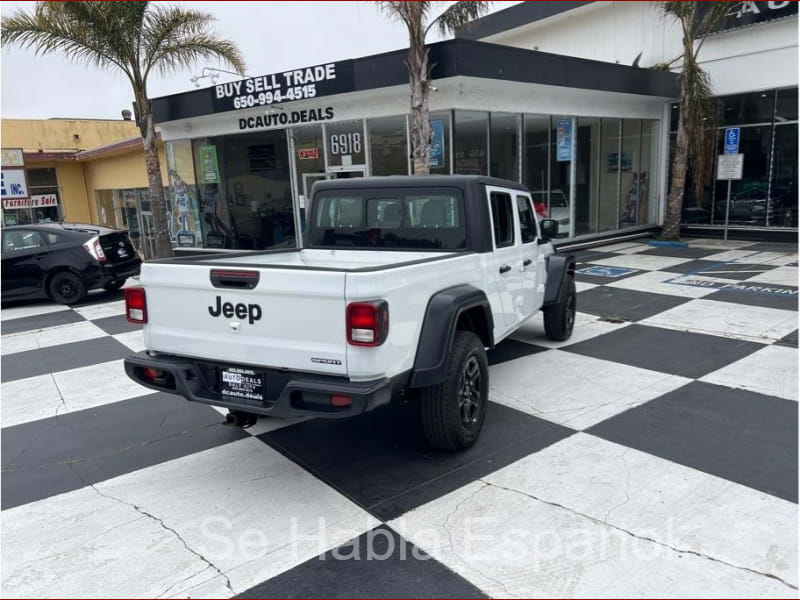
[[409, 284, 494, 389], [542, 253, 576, 307]]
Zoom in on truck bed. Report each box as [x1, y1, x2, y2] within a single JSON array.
[[161, 248, 465, 272]]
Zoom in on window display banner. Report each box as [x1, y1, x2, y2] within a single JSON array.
[[556, 119, 573, 162], [430, 119, 445, 168], [3, 193, 57, 209], [199, 145, 220, 183]]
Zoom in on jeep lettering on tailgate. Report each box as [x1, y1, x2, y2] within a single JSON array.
[[208, 296, 262, 324]]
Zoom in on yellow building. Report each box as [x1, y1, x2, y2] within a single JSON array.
[[1, 117, 169, 256]]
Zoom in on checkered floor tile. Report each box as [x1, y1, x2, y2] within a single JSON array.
[[1, 238, 797, 598]]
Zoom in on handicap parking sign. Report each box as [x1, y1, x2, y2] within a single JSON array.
[[577, 265, 637, 278], [724, 127, 740, 154]]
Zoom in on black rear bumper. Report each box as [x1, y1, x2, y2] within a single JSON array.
[[84, 259, 142, 289], [124, 352, 392, 418]]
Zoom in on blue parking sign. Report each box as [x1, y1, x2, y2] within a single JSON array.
[[724, 127, 740, 154]]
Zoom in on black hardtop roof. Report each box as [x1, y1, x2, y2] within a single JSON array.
[[312, 175, 529, 194]]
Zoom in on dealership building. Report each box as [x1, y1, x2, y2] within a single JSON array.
[[6, 1, 793, 252]]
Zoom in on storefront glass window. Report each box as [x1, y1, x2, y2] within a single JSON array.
[[428, 111, 451, 175], [368, 116, 409, 176], [718, 91, 775, 126], [27, 167, 57, 188], [8, 167, 61, 225], [713, 125, 772, 227], [675, 88, 800, 230], [326, 120, 366, 169], [454, 111, 488, 175], [598, 118, 620, 232], [776, 88, 798, 122], [640, 120, 660, 226], [165, 140, 203, 250], [619, 119, 642, 229], [190, 138, 232, 249], [669, 103, 679, 132], [769, 123, 798, 227], [94, 186, 168, 256], [490, 113, 519, 181], [550, 116, 572, 235], [217, 130, 295, 249], [95, 190, 118, 228], [575, 117, 600, 236], [523, 115, 549, 218]]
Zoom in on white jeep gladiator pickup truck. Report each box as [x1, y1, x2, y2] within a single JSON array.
[[124, 175, 576, 450]]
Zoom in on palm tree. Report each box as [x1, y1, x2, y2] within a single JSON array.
[[658, 1, 741, 240], [2, 2, 245, 258], [378, 1, 491, 175]]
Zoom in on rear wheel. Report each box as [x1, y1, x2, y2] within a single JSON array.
[[103, 279, 126, 292], [420, 331, 488, 451], [48, 271, 86, 305], [543, 276, 576, 341]]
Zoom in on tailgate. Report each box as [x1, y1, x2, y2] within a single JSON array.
[[142, 262, 347, 375]]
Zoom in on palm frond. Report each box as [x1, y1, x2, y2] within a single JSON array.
[[377, 1, 431, 29], [658, 1, 693, 20], [1, 1, 132, 77], [432, 1, 492, 37], [141, 5, 244, 77], [149, 34, 245, 77]]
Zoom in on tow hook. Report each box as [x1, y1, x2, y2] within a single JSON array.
[[224, 410, 258, 428]]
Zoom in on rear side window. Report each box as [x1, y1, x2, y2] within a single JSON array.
[[2, 230, 45, 254], [44, 231, 67, 245], [309, 187, 466, 250], [516, 196, 537, 243], [489, 192, 515, 248]]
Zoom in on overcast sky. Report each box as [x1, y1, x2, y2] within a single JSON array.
[[1, 1, 517, 120]]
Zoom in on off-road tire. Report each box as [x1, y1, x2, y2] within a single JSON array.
[[543, 276, 576, 341], [421, 331, 488, 451]]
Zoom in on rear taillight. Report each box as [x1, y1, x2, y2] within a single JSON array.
[[346, 301, 389, 346], [125, 287, 147, 324], [82, 236, 107, 262]]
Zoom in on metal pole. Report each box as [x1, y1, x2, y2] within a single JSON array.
[[723, 179, 731, 241]]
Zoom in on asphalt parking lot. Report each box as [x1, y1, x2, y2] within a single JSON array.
[[1, 237, 797, 598]]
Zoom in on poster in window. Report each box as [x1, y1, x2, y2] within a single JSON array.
[[556, 119, 573, 162], [198, 145, 220, 183], [429, 119, 445, 168], [167, 169, 202, 248]]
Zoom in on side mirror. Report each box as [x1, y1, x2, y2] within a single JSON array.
[[540, 218, 558, 240]]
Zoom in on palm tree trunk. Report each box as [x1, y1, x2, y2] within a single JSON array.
[[140, 100, 173, 259], [662, 72, 689, 241], [407, 19, 431, 175]]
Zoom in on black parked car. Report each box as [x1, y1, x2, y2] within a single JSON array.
[[2, 223, 141, 305]]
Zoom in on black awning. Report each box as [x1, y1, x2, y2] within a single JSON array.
[[151, 38, 678, 124]]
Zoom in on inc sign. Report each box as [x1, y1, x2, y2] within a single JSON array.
[[0, 169, 29, 200]]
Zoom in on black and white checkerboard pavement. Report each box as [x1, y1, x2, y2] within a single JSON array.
[[1, 238, 797, 598]]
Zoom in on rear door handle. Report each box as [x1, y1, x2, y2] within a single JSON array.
[[523, 258, 532, 267], [499, 264, 511, 274], [34, 253, 49, 260]]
